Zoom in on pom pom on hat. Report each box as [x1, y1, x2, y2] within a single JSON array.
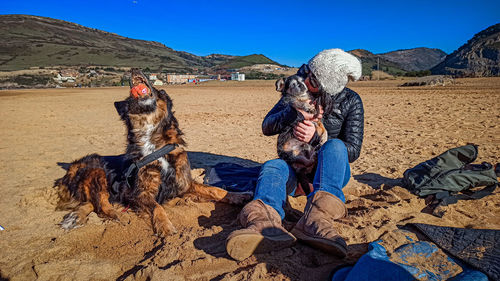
[[308, 48, 362, 95]]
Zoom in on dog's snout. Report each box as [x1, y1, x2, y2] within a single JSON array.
[[293, 81, 306, 92]]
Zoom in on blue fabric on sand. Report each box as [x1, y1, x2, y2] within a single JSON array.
[[204, 162, 261, 193], [331, 238, 488, 281]]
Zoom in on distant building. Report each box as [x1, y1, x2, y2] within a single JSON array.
[[231, 72, 245, 81], [148, 73, 164, 85], [166, 74, 196, 84], [60, 69, 79, 79], [54, 69, 79, 83], [220, 74, 231, 80], [87, 70, 98, 78]]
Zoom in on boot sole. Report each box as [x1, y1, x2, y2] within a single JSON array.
[[291, 228, 347, 258], [226, 230, 297, 261]]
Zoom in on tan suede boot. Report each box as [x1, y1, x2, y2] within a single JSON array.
[[226, 200, 297, 261], [291, 191, 348, 257]]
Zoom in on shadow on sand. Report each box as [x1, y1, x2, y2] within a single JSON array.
[[353, 173, 404, 190], [187, 151, 261, 170]]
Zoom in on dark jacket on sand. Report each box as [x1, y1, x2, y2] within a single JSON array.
[[262, 87, 364, 163]]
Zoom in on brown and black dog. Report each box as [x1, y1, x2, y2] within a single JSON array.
[[54, 69, 250, 237]]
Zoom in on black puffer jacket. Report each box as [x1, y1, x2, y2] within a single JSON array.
[[262, 87, 364, 163]]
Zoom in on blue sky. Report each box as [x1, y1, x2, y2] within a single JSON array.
[[3, 0, 500, 66]]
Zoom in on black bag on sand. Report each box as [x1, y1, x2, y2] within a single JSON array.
[[403, 144, 499, 216], [409, 223, 500, 281]]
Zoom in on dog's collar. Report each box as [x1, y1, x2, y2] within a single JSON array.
[[124, 143, 179, 186]]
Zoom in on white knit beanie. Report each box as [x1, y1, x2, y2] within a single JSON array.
[[308, 48, 362, 95]]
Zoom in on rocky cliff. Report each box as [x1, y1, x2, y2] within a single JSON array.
[[431, 23, 500, 76]]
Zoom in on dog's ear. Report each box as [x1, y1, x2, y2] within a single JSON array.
[[275, 78, 285, 92], [114, 101, 129, 119]]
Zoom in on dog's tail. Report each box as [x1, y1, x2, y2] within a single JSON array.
[[189, 182, 227, 201], [189, 182, 252, 205], [53, 154, 108, 211], [53, 176, 79, 211]]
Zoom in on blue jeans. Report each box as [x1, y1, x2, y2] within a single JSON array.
[[254, 139, 350, 219]]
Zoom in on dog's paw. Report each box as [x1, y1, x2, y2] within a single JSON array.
[[181, 193, 207, 203], [103, 209, 120, 221], [154, 219, 178, 237], [226, 191, 254, 205], [59, 212, 82, 230], [152, 206, 178, 237]]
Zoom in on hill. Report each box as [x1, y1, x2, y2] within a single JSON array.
[[348, 49, 407, 76], [0, 15, 279, 72], [214, 54, 282, 70], [379, 47, 447, 71], [431, 23, 500, 76]]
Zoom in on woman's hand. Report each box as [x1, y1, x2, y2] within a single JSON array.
[[294, 100, 323, 142], [294, 120, 316, 143]]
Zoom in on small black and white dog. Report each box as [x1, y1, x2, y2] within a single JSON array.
[[275, 75, 332, 193]]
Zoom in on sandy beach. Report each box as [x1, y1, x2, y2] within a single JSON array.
[[0, 78, 499, 280]]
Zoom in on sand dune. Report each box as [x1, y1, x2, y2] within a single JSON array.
[[0, 78, 498, 280]]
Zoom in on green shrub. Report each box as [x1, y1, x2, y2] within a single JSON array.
[[404, 70, 432, 77], [244, 71, 285, 80], [13, 74, 51, 85]]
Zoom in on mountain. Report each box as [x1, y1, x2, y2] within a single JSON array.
[[348, 49, 407, 76], [0, 14, 280, 72], [379, 48, 447, 71], [431, 23, 500, 76], [348, 48, 447, 76], [215, 54, 285, 69]]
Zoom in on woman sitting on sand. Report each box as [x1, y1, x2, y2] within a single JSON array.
[[225, 48, 365, 261]]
